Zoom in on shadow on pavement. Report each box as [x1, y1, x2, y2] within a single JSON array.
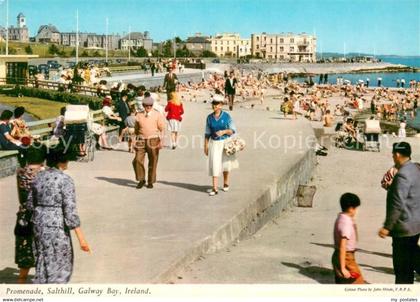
[[0, 267, 34, 284], [158, 181, 209, 193], [281, 262, 334, 284], [310, 242, 392, 258], [96, 177, 137, 188], [359, 263, 394, 276]]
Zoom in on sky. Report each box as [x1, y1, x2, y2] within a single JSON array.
[[0, 0, 419, 56]]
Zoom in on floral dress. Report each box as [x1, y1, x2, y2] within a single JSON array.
[[27, 168, 81, 284], [15, 166, 44, 268]]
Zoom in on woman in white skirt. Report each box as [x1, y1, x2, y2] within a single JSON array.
[[204, 96, 238, 196]]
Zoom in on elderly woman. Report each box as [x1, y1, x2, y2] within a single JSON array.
[[14, 144, 46, 283], [101, 96, 121, 126], [27, 145, 90, 283], [204, 95, 238, 196]]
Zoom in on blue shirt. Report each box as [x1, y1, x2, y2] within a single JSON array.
[[205, 111, 236, 141]]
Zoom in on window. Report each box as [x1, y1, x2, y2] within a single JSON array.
[[257, 36, 259, 41], [270, 46, 273, 52], [280, 38, 284, 43], [290, 38, 294, 43], [256, 44, 259, 50], [227, 47, 230, 51], [270, 38, 273, 44], [221, 46, 223, 51], [280, 46, 284, 52], [215, 46, 218, 51], [290, 46, 294, 52]]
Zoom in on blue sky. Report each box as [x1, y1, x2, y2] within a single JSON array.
[[1, 0, 419, 55]]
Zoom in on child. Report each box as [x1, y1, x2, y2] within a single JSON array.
[[332, 193, 365, 284], [165, 92, 184, 149]]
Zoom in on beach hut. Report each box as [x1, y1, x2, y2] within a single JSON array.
[[0, 55, 39, 84]]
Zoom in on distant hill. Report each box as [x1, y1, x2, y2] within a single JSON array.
[[317, 52, 420, 59]]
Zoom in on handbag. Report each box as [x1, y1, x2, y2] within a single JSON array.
[[14, 208, 32, 237], [224, 136, 246, 156]]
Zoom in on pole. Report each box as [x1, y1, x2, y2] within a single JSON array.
[[343, 42, 346, 59], [76, 9, 79, 65], [128, 25, 131, 62], [105, 17, 109, 63], [6, 0, 9, 55], [173, 34, 176, 59]]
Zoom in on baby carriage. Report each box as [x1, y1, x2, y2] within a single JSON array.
[[64, 105, 96, 162], [363, 118, 381, 152]]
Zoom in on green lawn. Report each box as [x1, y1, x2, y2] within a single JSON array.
[[0, 96, 65, 120]]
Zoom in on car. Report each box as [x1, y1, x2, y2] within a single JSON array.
[[47, 60, 59, 68], [38, 64, 49, 75], [49, 63, 62, 70], [28, 65, 38, 76], [66, 61, 76, 69], [212, 58, 220, 63]]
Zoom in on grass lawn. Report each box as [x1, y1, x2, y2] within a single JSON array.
[[0, 96, 65, 120]]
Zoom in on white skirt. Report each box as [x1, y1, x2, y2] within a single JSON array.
[[208, 139, 239, 177], [167, 119, 181, 132]]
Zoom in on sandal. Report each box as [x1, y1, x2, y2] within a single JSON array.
[[222, 185, 229, 192]]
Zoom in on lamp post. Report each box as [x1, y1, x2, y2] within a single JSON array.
[[5, 0, 9, 55], [76, 9, 79, 65], [128, 25, 131, 62], [105, 17, 109, 63]]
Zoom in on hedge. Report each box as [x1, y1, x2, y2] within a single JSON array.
[[0, 86, 103, 110]]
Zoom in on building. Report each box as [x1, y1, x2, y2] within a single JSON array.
[[120, 31, 153, 52], [209, 33, 251, 58], [251, 32, 316, 62], [185, 33, 211, 56], [7, 13, 29, 42], [61, 32, 89, 47], [86, 34, 120, 50], [0, 55, 39, 84], [35, 24, 61, 43]]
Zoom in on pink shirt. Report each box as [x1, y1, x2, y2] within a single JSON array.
[[334, 213, 357, 252], [134, 110, 165, 139]]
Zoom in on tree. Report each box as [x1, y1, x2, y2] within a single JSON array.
[[152, 49, 160, 58], [175, 36, 183, 44], [202, 50, 217, 58], [25, 45, 33, 54], [136, 46, 148, 57], [70, 48, 76, 56], [162, 40, 173, 57], [81, 50, 89, 57], [48, 44, 60, 55], [8, 47, 17, 55]]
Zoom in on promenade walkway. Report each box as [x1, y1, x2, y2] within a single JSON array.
[[0, 101, 316, 283]]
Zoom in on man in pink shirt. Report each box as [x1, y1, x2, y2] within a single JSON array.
[[332, 193, 365, 284], [132, 96, 165, 189]]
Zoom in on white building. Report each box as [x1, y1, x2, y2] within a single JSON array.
[[251, 32, 317, 62], [210, 33, 251, 58]]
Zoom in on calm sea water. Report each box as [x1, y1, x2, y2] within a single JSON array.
[[379, 56, 420, 68], [297, 72, 420, 88], [296, 56, 420, 87]]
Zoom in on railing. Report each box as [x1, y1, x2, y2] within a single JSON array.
[[0, 78, 110, 97]]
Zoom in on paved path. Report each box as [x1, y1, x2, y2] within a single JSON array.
[[0, 100, 315, 283], [174, 136, 420, 284]]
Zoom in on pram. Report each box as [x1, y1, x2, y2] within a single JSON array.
[[363, 119, 381, 152], [64, 105, 96, 162]]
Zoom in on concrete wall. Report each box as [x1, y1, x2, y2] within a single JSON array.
[[154, 147, 316, 282], [0, 152, 18, 178]]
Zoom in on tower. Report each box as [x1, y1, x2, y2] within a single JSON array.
[[17, 13, 26, 28]]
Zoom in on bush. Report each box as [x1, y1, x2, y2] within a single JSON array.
[[25, 45, 33, 54], [0, 86, 103, 110], [202, 50, 217, 58], [48, 44, 60, 55]]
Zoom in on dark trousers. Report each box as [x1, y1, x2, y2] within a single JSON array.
[[227, 94, 235, 110], [132, 138, 160, 184], [392, 234, 420, 284]]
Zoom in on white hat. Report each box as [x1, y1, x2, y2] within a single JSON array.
[[212, 94, 225, 102]]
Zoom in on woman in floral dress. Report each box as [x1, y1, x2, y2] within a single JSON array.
[[14, 145, 45, 283], [27, 146, 90, 284]]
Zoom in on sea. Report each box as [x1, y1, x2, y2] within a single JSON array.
[[297, 56, 420, 88]]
